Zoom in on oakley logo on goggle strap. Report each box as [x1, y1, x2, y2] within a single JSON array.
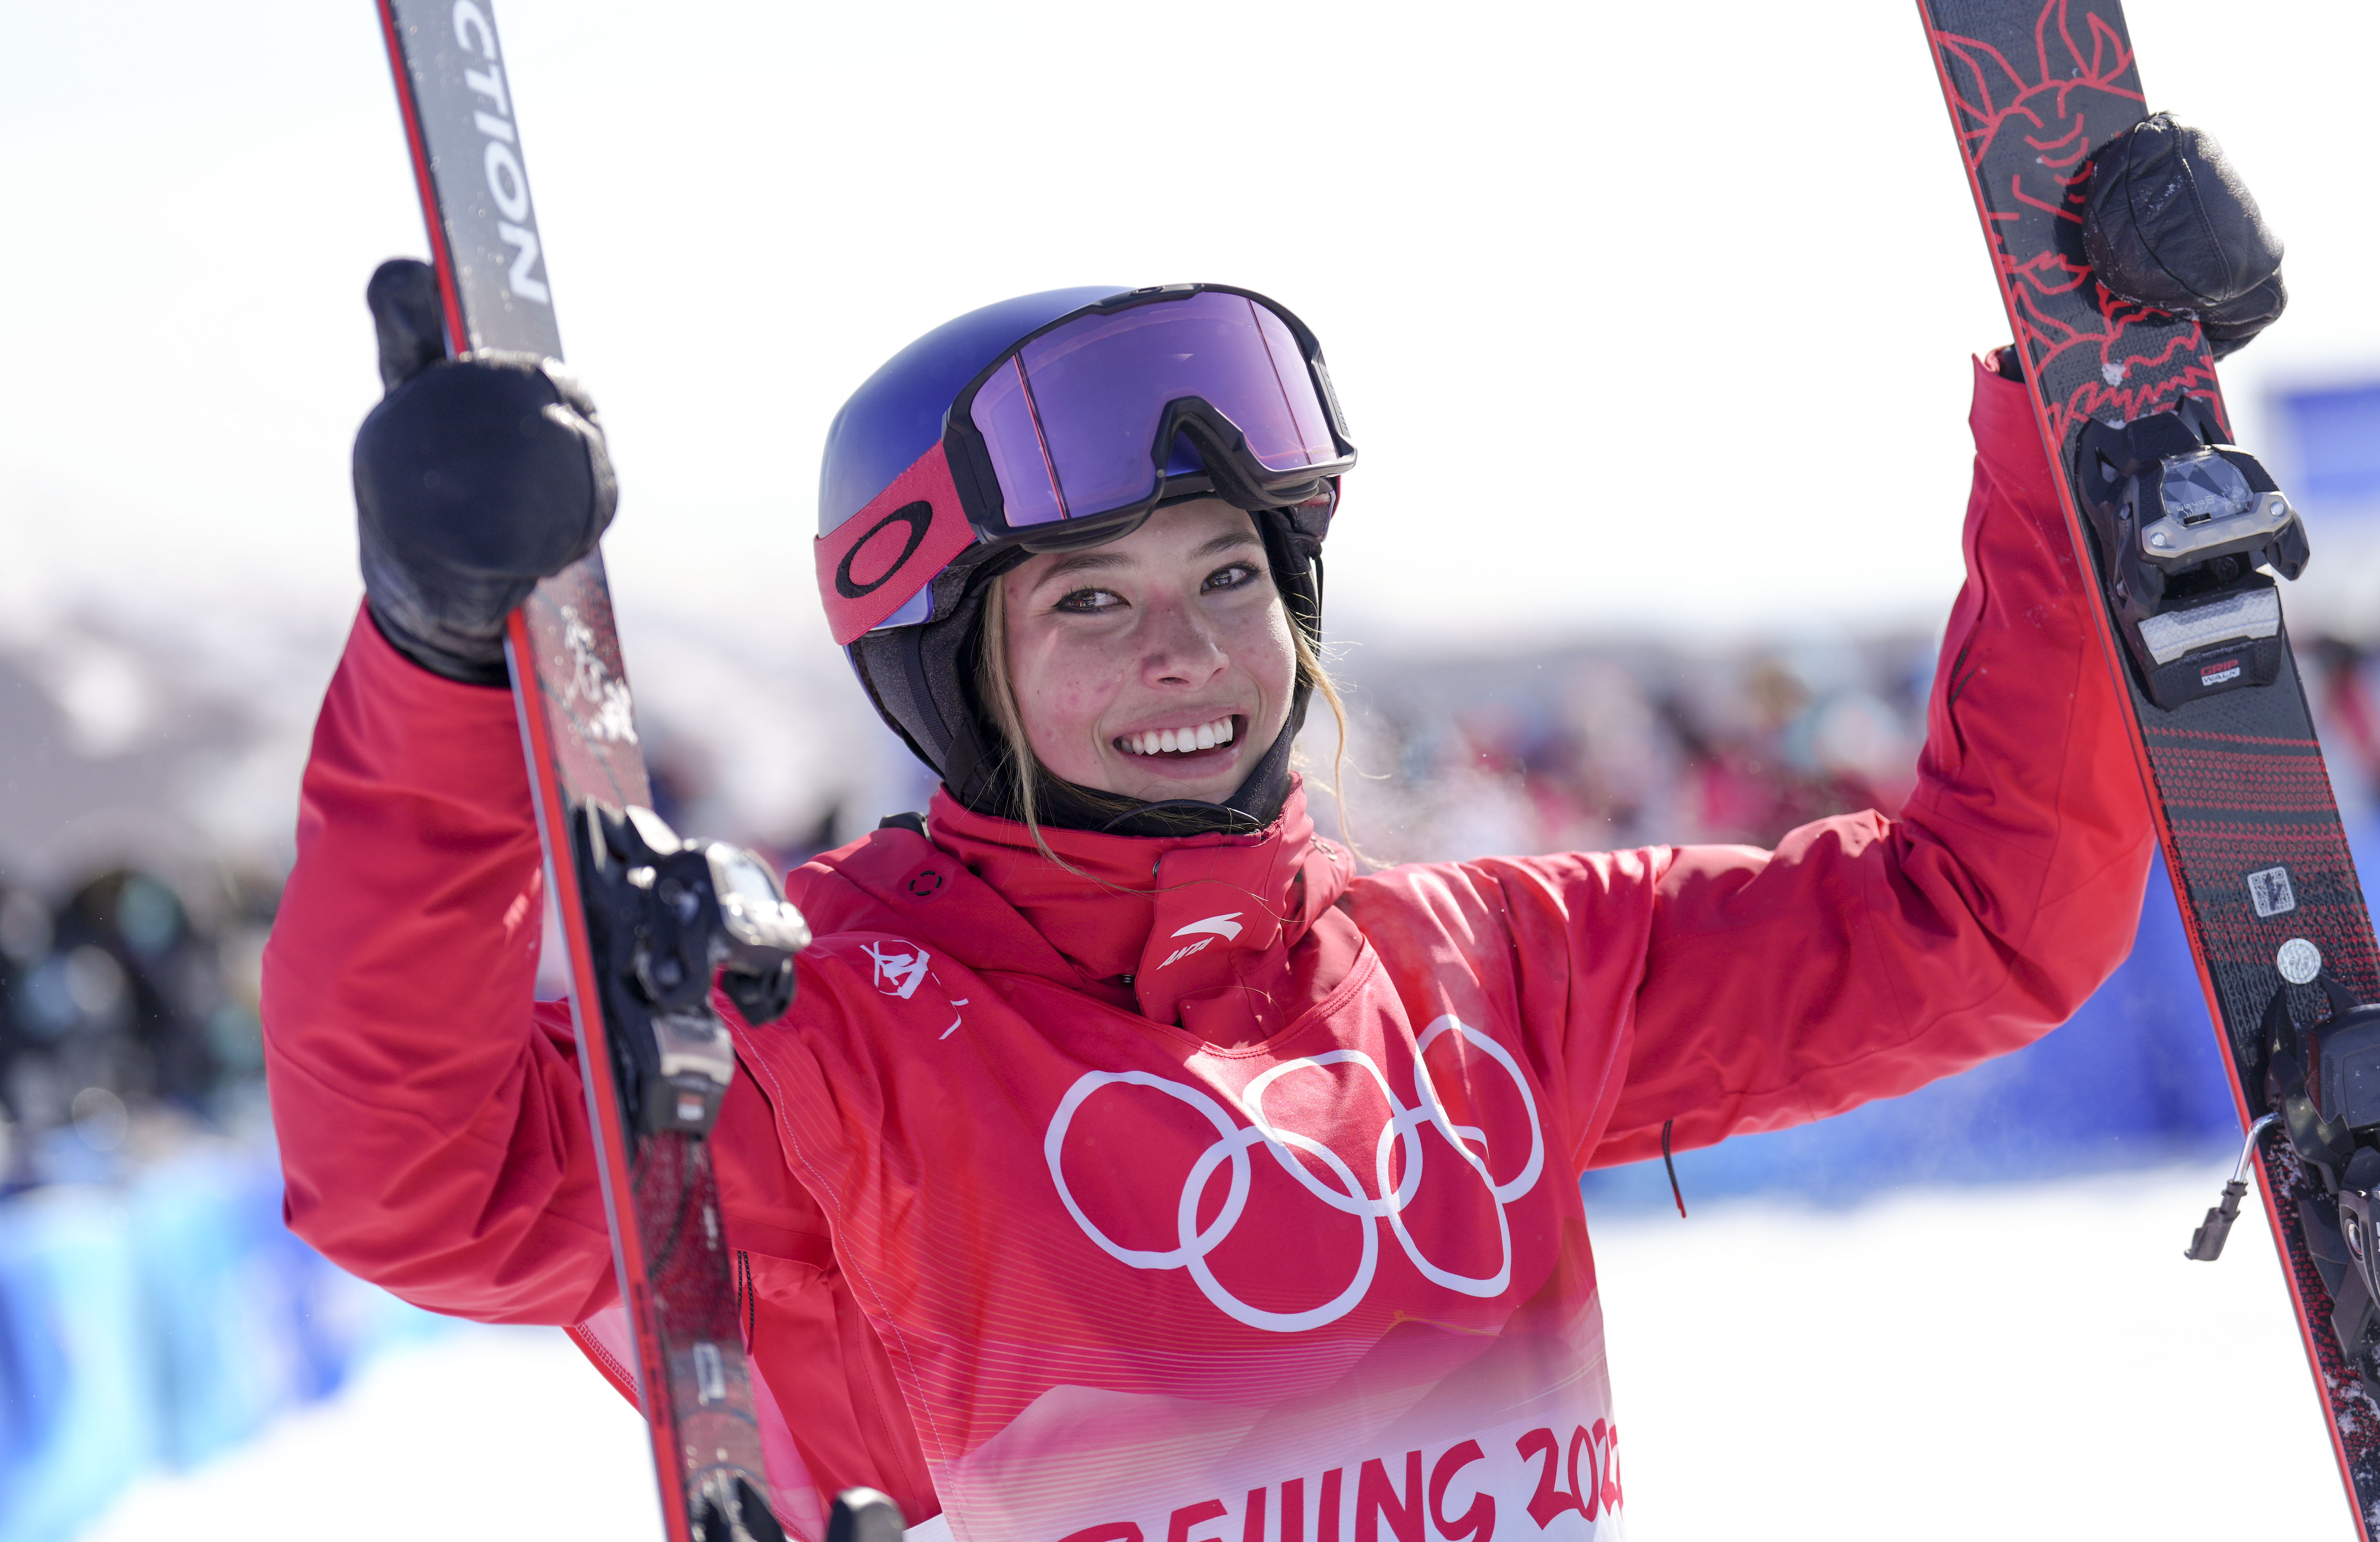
[[1043, 1016, 1546, 1333], [815, 447, 974, 644], [834, 502, 933, 600]]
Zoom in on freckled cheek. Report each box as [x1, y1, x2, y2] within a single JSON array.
[[1219, 610, 1298, 701], [1021, 643, 1132, 751]]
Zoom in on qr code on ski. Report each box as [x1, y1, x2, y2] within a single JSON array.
[[2248, 866, 2297, 918]]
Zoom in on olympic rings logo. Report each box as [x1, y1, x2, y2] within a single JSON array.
[[1043, 1015, 1545, 1333]]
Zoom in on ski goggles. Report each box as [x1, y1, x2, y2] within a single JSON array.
[[818, 285, 1355, 644]]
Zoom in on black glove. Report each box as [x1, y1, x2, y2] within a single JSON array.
[[352, 258, 617, 686], [2083, 113, 2285, 360]]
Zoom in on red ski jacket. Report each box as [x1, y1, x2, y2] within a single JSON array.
[[262, 360, 2154, 1542]]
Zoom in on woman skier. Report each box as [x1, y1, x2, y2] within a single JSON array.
[[263, 125, 2281, 1542]]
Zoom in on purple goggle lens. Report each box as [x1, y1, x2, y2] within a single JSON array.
[[964, 290, 1347, 530]]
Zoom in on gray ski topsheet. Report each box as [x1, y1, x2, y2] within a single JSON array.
[[376, 4, 782, 1539]]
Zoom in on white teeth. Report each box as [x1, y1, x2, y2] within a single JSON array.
[[1120, 716, 1237, 755]]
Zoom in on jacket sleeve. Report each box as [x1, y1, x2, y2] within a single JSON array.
[[1577, 358, 2156, 1168], [260, 608, 815, 1323], [1342, 354, 2161, 1175]]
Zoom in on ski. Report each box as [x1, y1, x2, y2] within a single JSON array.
[[374, 5, 806, 1539], [1917, 1, 2380, 1531]]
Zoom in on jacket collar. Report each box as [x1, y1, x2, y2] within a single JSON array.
[[807, 781, 1358, 1048]]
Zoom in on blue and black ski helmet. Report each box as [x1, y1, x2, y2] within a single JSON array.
[[815, 284, 1354, 831]]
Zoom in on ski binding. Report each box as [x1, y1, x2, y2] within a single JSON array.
[[576, 804, 810, 1134], [2073, 401, 2309, 710]]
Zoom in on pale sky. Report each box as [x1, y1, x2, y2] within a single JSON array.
[[5, 0, 2378, 662]]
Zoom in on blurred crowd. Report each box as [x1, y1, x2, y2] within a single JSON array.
[[1313, 629, 2380, 866], [2314, 635, 2380, 808], [1309, 631, 1932, 864], [0, 866, 276, 1194], [5, 626, 2379, 1201]]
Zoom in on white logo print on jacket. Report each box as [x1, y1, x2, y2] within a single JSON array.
[[1043, 1014, 1545, 1331], [863, 940, 931, 999], [1157, 912, 1244, 970]]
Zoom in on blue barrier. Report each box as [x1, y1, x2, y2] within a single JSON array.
[[0, 1191, 157, 1542], [2276, 379, 2380, 517], [0, 1150, 443, 1542], [1584, 821, 2380, 1211]]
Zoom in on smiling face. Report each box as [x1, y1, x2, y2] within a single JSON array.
[[994, 499, 1297, 805]]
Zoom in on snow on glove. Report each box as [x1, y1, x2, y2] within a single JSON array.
[[2083, 113, 2285, 360], [351, 258, 618, 686]]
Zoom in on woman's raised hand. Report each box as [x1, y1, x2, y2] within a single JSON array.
[[2084, 114, 2286, 360], [350, 258, 618, 685]]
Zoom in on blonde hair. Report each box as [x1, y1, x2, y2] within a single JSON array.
[[974, 568, 1352, 865]]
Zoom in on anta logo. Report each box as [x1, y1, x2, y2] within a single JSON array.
[[451, 2, 550, 305], [2201, 657, 2243, 687], [1158, 913, 1243, 969], [862, 940, 931, 1000]]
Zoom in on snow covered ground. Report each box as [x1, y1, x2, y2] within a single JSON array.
[[75, 1326, 664, 1542], [76, 1165, 2352, 1542], [1594, 1168, 2348, 1539]]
